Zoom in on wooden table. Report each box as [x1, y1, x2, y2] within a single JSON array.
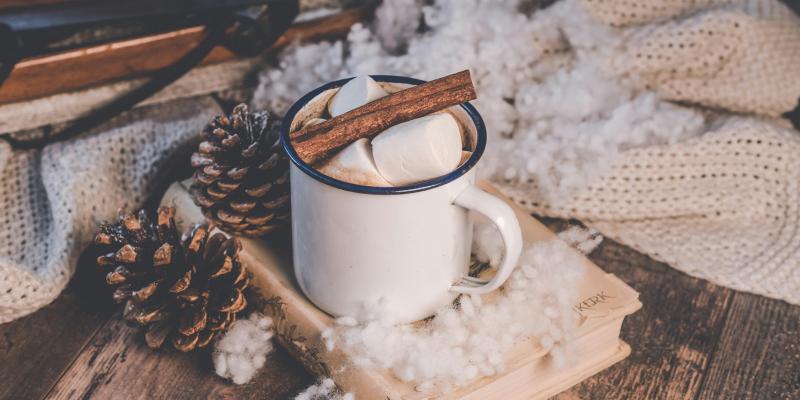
[[0, 219, 798, 400]]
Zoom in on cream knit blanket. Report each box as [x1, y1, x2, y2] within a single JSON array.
[[0, 98, 220, 323], [499, 0, 800, 303]]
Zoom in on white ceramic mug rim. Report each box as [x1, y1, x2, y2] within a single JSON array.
[[279, 75, 487, 195]]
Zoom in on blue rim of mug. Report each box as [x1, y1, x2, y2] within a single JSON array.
[[280, 75, 487, 195]]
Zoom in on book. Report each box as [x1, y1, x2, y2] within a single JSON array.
[[161, 180, 641, 399]]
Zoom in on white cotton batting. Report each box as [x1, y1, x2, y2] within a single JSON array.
[[558, 225, 604, 255], [213, 313, 275, 385], [372, 0, 424, 53], [295, 378, 355, 400], [472, 221, 506, 268], [322, 222, 586, 391]]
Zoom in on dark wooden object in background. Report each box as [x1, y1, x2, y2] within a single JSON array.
[[0, 219, 797, 399], [0, 4, 374, 104], [0, 0, 82, 10]]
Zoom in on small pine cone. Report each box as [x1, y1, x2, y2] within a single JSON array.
[[191, 104, 290, 237], [94, 207, 250, 352]]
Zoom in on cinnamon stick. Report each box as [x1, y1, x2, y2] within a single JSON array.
[[290, 70, 476, 165]]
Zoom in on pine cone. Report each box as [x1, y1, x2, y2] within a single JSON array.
[[94, 207, 249, 352], [191, 104, 290, 237]]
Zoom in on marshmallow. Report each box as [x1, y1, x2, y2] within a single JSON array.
[[372, 113, 463, 186], [319, 138, 391, 187], [301, 117, 327, 129], [328, 76, 388, 117]]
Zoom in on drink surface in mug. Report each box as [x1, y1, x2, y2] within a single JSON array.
[[281, 75, 522, 323], [317, 75, 465, 187]]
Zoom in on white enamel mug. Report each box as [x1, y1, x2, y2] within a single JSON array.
[[281, 75, 522, 323]]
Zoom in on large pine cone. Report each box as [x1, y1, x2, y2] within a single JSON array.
[[94, 207, 249, 352], [191, 104, 290, 237]]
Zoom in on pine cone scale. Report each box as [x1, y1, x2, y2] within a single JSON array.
[[203, 164, 225, 177], [205, 186, 229, 201], [202, 233, 228, 260], [177, 288, 204, 303], [114, 244, 138, 263], [232, 265, 247, 287], [207, 311, 234, 331], [210, 257, 233, 279], [95, 233, 113, 245], [186, 226, 208, 253], [263, 195, 289, 210], [122, 213, 142, 232], [216, 179, 241, 192], [217, 209, 245, 224], [113, 285, 133, 303], [153, 243, 173, 266], [192, 189, 216, 208], [125, 301, 167, 325], [97, 254, 115, 266], [229, 200, 257, 213], [169, 268, 193, 293], [173, 334, 199, 352], [191, 153, 214, 167], [179, 307, 207, 336], [244, 212, 274, 226], [226, 167, 249, 179], [194, 172, 217, 186], [199, 141, 223, 154], [132, 280, 160, 302], [221, 135, 240, 147], [106, 267, 129, 285], [244, 182, 272, 197]]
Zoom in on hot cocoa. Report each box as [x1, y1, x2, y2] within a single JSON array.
[[303, 75, 468, 187]]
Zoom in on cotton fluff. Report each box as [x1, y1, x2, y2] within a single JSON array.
[[558, 225, 603, 255], [321, 222, 586, 391], [295, 379, 355, 400], [372, 0, 424, 53], [253, 0, 706, 203], [213, 313, 275, 385]]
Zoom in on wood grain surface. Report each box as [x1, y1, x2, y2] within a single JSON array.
[[1, 221, 797, 399], [554, 233, 734, 400], [695, 294, 800, 400], [45, 315, 310, 400]]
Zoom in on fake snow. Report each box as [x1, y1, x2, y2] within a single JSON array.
[[558, 225, 603, 255], [213, 313, 275, 385], [253, 0, 706, 201], [294, 378, 355, 400], [321, 221, 586, 391]]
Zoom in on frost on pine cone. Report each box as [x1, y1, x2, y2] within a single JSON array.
[[94, 207, 249, 352], [191, 104, 290, 237]]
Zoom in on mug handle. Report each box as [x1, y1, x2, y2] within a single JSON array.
[[451, 185, 523, 294]]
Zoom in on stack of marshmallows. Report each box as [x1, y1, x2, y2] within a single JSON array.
[[314, 76, 467, 187]]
